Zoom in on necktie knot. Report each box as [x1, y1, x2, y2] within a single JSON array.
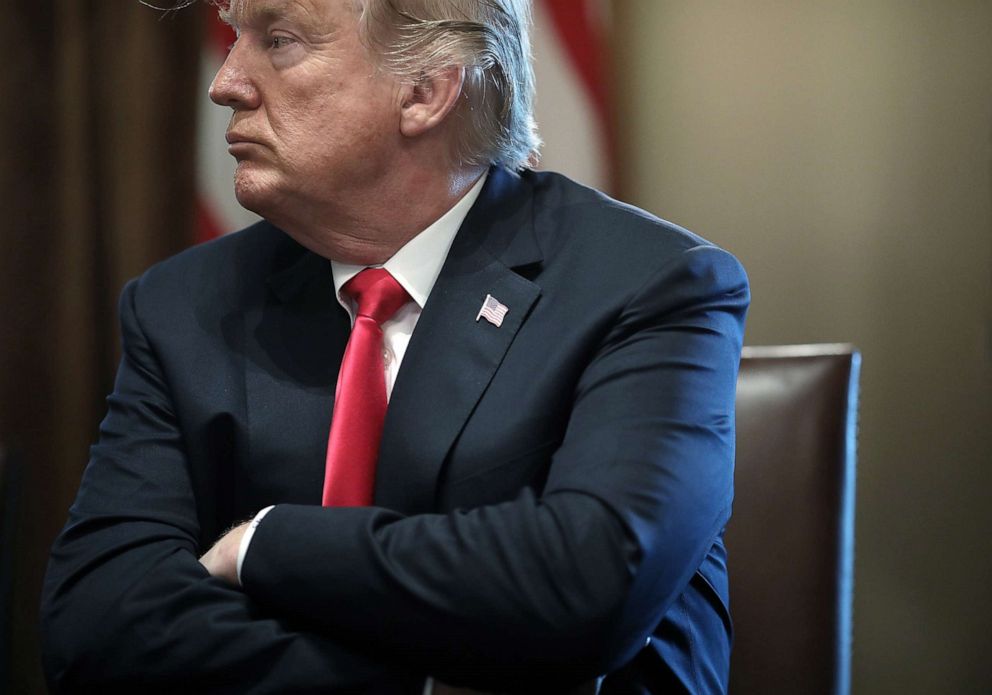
[[343, 268, 410, 325]]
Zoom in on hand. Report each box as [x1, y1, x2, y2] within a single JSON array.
[[199, 521, 251, 586]]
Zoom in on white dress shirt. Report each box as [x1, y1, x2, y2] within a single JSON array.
[[329, 174, 487, 400]]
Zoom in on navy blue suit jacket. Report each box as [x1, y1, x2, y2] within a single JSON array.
[[41, 168, 749, 693]]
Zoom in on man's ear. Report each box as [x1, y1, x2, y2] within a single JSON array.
[[399, 66, 465, 138]]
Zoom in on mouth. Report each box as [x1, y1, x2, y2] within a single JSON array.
[[225, 132, 256, 145], [225, 133, 266, 157]]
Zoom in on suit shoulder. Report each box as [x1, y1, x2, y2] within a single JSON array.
[[127, 221, 298, 306], [138, 221, 284, 287], [117, 221, 311, 340], [523, 170, 746, 288]]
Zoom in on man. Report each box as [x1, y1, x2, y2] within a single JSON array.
[[41, 0, 749, 692]]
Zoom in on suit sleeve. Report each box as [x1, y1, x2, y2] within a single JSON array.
[[39, 279, 417, 694], [240, 245, 750, 690]]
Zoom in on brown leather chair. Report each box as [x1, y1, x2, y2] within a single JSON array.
[[728, 345, 860, 695]]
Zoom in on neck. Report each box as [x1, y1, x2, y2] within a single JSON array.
[[275, 163, 487, 266]]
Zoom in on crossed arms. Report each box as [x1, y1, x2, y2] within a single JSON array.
[[40, 231, 748, 693]]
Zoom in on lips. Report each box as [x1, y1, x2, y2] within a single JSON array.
[[225, 132, 260, 146], [225, 133, 269, 159]]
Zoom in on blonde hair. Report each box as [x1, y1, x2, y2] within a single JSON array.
[[356, 0, 541, 170]]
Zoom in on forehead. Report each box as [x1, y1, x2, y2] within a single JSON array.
[[223, 0, 356, 28]]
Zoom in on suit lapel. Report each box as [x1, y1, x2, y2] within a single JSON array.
[[241, 170, 543, 513], [375, 168, 544, 513]]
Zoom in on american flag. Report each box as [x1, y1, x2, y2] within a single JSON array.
[[476, 294, 509, 327]]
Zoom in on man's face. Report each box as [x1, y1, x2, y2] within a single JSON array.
[[209, 0, 404, 221]]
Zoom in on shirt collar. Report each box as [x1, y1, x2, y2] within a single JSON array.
[[331, 171, 489, 312]]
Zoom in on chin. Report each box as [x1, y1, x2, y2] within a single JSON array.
[[233, 187, 267, 218], [233, 168, 279, 219]]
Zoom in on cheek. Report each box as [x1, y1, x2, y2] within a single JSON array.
[[272, 96, 336, 158], [273, 80, 334, 128]]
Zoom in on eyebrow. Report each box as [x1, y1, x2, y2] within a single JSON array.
[[223, 0, 316, 31]]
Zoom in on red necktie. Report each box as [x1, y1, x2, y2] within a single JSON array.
[[322, 269, 410, 507]]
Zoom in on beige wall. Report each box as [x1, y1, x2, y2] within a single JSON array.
[[614, 2, 992, 692]]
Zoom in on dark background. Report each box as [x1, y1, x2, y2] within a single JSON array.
[[2, 3, 198, 691]]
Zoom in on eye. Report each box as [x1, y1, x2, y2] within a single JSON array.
[[269, 34, 296, 50]]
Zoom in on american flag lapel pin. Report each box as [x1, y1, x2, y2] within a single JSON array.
[[476, 294, 509, 327]]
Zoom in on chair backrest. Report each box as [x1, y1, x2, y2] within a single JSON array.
[[727, 345, 860, 695]]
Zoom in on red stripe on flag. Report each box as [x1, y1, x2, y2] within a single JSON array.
[[206, 6, 237, 55], [196, 5, 238, 243], [195, 196, 225, 244], [541, 1, 607, 114], [540, 0, 616, 186]]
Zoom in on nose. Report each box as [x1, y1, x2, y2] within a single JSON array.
[[208, 41, 260, 110]]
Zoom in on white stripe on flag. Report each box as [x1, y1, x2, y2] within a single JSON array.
[[532, 0, 613, 192], [196, 9, 259, 240]]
